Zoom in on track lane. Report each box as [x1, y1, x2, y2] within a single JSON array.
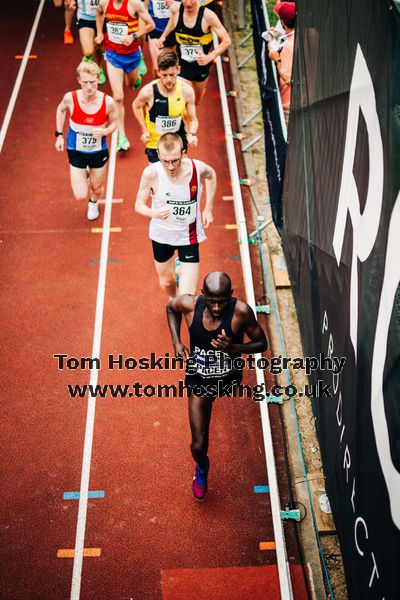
[[0, 3, 308, 599]]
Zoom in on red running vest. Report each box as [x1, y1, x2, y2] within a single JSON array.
[[104, 0, 140, 54]]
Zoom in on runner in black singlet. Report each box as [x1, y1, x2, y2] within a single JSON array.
[[157, 0, 230, 104], [167, 272, 268, 501]]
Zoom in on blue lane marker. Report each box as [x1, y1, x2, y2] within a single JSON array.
[[63, 491, 105, 500], [254, 485, 270, 493]]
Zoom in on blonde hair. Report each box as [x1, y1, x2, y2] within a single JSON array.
[[77, 61, 100, 79], [157, 133, 183, 152]]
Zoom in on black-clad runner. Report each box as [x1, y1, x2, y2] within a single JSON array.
[[166, 272, 267, 501], [157, 0, 230, 104]]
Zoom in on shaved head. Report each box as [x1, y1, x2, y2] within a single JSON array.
[[203, 272, 232, 296]]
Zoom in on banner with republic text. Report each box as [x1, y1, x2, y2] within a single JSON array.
[[283, 0, 400, 597]]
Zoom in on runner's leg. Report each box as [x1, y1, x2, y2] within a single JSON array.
[[148, 37, 161, 77], [69, 165, 90, 201], [154, 256, 177, 298], [79, 27, 95, 58], [64, 1, 74, 32], [89, 163, 108, 201], [126, 65, 141, 89], [178, 262, 200, 295], [188, 393, 213, 468], [106, 61, 126, 137], [191, 79, 208, 105]]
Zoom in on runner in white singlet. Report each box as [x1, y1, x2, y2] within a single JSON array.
[[135, 132, 216, 298]]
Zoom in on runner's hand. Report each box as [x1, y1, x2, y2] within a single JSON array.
[[211, 329, 234, 353], [122, 35, 134, 46], [157, 37, 165, 49], [155, 207, 171, 219], [196, 52, 213, 66], [55, 136, 64, 152], [202, 208, 213, 228], [92, 127, 107, 138], [140, 131, 151, 144], [173, 341, 190, 361], [187, 133, 198, 147], [95, 33, 104, 45]]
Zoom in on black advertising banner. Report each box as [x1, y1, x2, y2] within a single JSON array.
[[283, 0, 400, 597], [250, 0, 287, 235]]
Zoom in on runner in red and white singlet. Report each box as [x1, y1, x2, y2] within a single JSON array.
[[135, 132, 216, 298], [55, 61, 118, 221]]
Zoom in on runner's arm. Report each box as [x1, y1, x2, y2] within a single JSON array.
[[95, 0, 106, 43], [93, 97, 119, 137], [132, 0, 155, 37], [157, 5, 178, 47], [132, 86, 152, 143], [166, 294, 196, 359], [211, 304, 268, 355], [135, 167, 171, 219], [198, 161, 216, 228], [55, 93, 71, 151], [205, 10, 231, 61], [184, 85, 199, 146], [105, 97, 119, 135]]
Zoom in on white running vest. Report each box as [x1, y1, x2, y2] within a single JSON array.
[[149, 159, 206, 246]]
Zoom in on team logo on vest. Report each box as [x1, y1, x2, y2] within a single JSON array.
[[191, 185, 197, 193], [85, 117, 95, 124]]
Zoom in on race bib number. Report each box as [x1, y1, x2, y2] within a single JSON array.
[[153, 0, 170, 19], [180, 44, 203, 63], [155, 115, 182, 134], [193, 348, 233, 378], [87, 0, 99, 16], [76, 132, 101, 152], [107, 21, 128, 44], [166, 198, 196, 225]]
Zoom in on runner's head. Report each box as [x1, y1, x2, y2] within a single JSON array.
[[157, 133, 184, 175], [157, 50, 181, 91], [202, 272, 233, 318], [77, 61, 100, 96], [181, 0, 198, 14]]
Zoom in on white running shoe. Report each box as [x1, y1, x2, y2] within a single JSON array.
[[87, 200, 99, 221]]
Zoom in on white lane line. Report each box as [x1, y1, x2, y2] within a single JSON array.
[[70, 131, 118, 600], [0, 0, 46, 153], [214, 34, 293, 599]]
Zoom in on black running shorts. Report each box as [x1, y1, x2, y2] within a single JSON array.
[[151, 240, 199, 263], [77, 18, 96, 30], [179, 62, 211, 83], [67, 149, 109, 169], [185, 371, 243, 400]]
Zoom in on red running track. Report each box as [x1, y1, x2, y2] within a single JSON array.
[[0, 3, 309, 599]]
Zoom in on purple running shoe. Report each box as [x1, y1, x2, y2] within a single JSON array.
[[192, 458, 210, 501]]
